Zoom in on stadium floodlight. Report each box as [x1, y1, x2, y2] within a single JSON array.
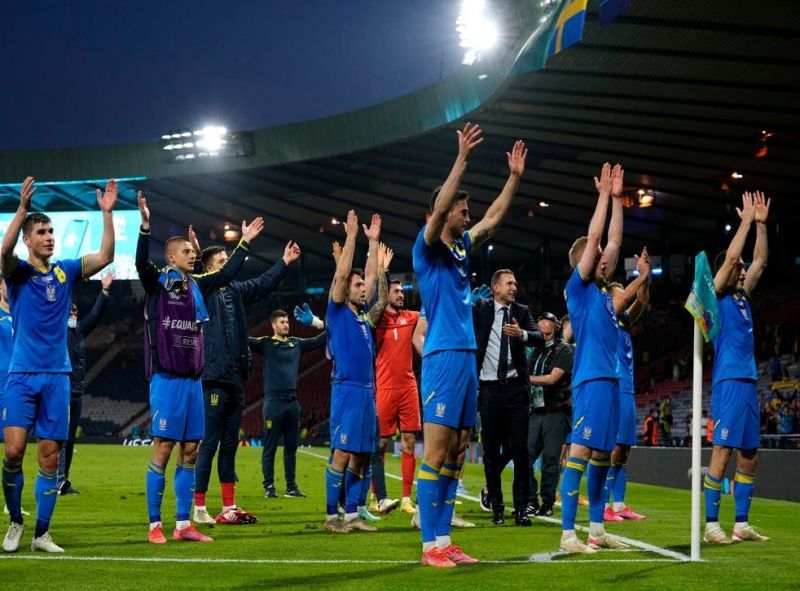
[[456, 0, 499, 65], [159, 124, 253, 163]]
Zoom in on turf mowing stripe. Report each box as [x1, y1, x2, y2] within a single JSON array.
[[298, 449, 693, 563]]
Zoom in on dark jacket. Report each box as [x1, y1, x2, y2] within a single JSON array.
[[248, 332, 327, 398], [201, 259, 288, 383], [473, 298, 542, 385], [528, 340, 573, 413], [67, 290, 109, 397]]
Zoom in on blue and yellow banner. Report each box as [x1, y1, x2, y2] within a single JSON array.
[[546, 0, 589, 59], [685, 251, 720, 342]]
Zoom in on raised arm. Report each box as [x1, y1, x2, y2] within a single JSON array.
[[612, 247, 650, 316], [299, 331, 328, 352], [600, 164, 624, 280], [193, 217, 263, 294], [744, 191, 770, 294], [82, 179, 117, 278], [80, 272, 113, 336], [331, 210, 358, 304], [1, 177, 36, 276], [135, 191, 160, 294], [363, 214, 381, 302], [469, 140, 527, 248], [577, 163, 612, 280], [238, 241, 300, 305], [424, 123, 483, 245], [714, 192, 755, 293], [628, 266, 651, 324], [366, 244, 389, 327]]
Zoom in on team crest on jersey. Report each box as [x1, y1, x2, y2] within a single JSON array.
[[582, 426, 593, 439], [54, 266, 66, 284], [265, 419, 272, 430], [158, 417, 167, 431], [720, 427, 729, 441], [435, 402, 446, 418], [210, 393, 219, 406], [46, 285, 57, 302]]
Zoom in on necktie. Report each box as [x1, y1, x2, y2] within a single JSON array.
[[497, 306, 509, 380]]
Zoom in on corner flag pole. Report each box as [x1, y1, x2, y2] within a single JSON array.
[[690, 323, 703, 561]]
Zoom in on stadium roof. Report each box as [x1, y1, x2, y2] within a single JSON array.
[[1, 0, 798, 280]]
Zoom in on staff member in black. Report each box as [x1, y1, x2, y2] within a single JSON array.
[[249, 308, 326, 498], [527, 312, 573, 517], [58, 272, 113, 495], [474, 269, 541, 526]]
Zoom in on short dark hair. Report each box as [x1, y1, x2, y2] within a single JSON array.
[[164, 236, 191, 259], [490, 268, 514, 287], [271, 309, 288, 323], [22, 213, 52, 236], [201, 245, 226, 268], [349, 268, 364, 283], [429, 187, 469, 213], [389, 279, 403, 289]]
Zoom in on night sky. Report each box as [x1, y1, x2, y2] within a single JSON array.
[[1, 1, 465, 150]]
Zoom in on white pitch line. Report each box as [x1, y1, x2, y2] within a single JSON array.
[[298, 448, 693, 563]]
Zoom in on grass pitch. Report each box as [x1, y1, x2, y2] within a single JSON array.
[[1, 444, 797, 590]]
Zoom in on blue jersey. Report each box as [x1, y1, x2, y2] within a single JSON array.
[[4, 258, 84, 373], [326, 298, 375, 386], [711, 289, 756, 386], [0, 306, 12, 385], [564, 268, 618, 387], [616, 313, 634, 394], [412, 227, 475, 356]]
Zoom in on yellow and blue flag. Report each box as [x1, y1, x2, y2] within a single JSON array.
[[685, 251, 720, 342], [546, 0, 589, 59]]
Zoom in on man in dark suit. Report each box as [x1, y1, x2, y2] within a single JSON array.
[[474, 269, 542, 525]]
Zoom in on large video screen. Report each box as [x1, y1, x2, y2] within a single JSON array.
[[0, 210, 141, 280]]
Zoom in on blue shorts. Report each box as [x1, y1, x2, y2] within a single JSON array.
[[616, 391, 637, 446], [1, 372, 70, 440], [571, 378, 620, 452], [421, 350, 478, 429], [711, 379, 759, 450], [330, 382, 376, 453], [150, 373, 204, 441]]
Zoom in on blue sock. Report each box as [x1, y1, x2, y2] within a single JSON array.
[[325, 465, 344, 517], [733, 470, 755, 523], [146, 461, 166, 524], [344, 468, 363, 514], [613, 464, 628, 505], [359, 467, 372, 507], [34, 468, 59, 537], [587, 458, 611, 523], [174, 461, 195, 522], [704, 473, 723, 522], [605, 465, 618, 506], [417, 462, 440, 544], [435, 462, 460, 538], [2, 460, 24, 524], [560, 457, 587, 530]]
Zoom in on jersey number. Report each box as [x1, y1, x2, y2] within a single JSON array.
[[393, 328, 398, 341]]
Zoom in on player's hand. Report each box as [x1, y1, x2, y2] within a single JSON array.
[[362, 213, 381, 242], [634, 246, 650, 277], [503, 318, 524, 339], [344, 210, 358, 238], [610, 164, 624, 198], [19, 176, 36, 211], [97, 178, 118, 213], [457, 122, 484, 161], [332, 241, 342, 265], [283, 241, 301, 265], [753, 190, 771, 224], [507, 140, 527, 177], [101, 270, 115, 292], [471, 284, 491, 304], [594, 162, 612, 196], [137, 191, 150, 226], [188, 224, 201, 256], [293, 303, 315, 326], [379, 243, 393, 273], [242, 216, 264, 243], [736, 191, 757, 223]]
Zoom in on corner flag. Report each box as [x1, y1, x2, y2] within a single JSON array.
[[685, 251, 719, 342]]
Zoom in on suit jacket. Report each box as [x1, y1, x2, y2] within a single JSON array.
[[473, 298, 542, 385]]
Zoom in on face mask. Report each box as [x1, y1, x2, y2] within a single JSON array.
[[68, 318, 77, 329]]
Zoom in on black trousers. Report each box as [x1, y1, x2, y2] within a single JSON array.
[[196, 376, 244, 494], [57, 396, 83, 485], [262, 397, 301, 490], [479, 380, 530, 512], [528, 410, 569, 505]]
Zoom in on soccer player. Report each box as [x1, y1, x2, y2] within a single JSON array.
[[704, 191, 770, 544], [323, 210, 387, 533], [560, 162, 630, 554], [135, 192, 263, 544], [249, 308, 326, 499], [604, 248, 651, 522], [189, 229, 300, 526], [2, 176, 117, 553], [58, 271, 114, 495], [375, 253, 423, 515], [413, 122, 526, 567]]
